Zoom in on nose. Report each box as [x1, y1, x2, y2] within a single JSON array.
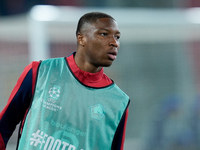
[[109, 36, 119, 48]]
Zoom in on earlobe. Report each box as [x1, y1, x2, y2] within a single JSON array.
[[77, 33, 85, 47]]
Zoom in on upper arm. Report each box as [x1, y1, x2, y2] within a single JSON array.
[[112, 107, 129, 150], [0, 61, 40, 147]]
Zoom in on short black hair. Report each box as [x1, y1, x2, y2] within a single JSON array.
[[76, 12, 115, 36]]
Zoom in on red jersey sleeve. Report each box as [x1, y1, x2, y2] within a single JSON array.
[[0, 61, 40, 149], [112, 107, 129, 150]]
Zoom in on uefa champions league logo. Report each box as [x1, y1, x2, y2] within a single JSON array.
[[40, 85, 62, 112], [49, 85, 61, 100]]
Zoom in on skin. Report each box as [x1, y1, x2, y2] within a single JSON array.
[[75, 17, 121, 73]]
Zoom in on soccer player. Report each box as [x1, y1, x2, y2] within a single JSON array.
[[0, 12, 130, 150]]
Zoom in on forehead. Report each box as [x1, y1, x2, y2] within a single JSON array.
[[94, 18, 118, 29], [86, 18, 119, 32]]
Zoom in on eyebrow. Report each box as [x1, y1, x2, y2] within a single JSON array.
[[99, 28, 121, 34]]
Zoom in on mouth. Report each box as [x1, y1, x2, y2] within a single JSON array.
[[107, 50, 117, 60]]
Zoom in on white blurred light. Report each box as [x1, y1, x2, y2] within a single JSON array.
[[186, 7, 200, 24], [30, 5, 59, 21]]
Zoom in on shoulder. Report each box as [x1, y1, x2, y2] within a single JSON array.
[[42, 57, 64, 62], [24, 61, 40, 72], [112, 83, 129, 99], [17, 61, 40, 82], [40, 57, 65, 66]]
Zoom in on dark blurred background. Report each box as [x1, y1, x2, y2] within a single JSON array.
[[0, 0, 200, 16]]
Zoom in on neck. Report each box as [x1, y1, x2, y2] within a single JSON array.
[[74, 52, 102, 73]]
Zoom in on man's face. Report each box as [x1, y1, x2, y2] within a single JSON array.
[[81, 18, 120, 68]]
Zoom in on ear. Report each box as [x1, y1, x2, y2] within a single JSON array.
[[77, 33, 85, 47]]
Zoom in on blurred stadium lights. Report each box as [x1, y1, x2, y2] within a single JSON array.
[[28, 5, 200, 61], [30, 5, 60, 22], [186, 7, 200, 24], [29, 5, 200, 24]]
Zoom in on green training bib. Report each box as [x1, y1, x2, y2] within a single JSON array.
[[18, 57, 129, 150]]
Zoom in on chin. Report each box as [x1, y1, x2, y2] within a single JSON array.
[[103, 64, 112, 67], [97, 59, 114, 67], [101, 61, 113, 67]]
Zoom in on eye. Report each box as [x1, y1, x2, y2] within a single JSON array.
[[116, 35, 120, 40], [100, 33, 108, 36], [114, 35, 120, 40]]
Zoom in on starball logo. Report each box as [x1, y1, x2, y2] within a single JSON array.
[[40, 85, 62, 112], [49, 85, 61, 100]]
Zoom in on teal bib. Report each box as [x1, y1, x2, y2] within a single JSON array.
[[18, 57, 129, 150]]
